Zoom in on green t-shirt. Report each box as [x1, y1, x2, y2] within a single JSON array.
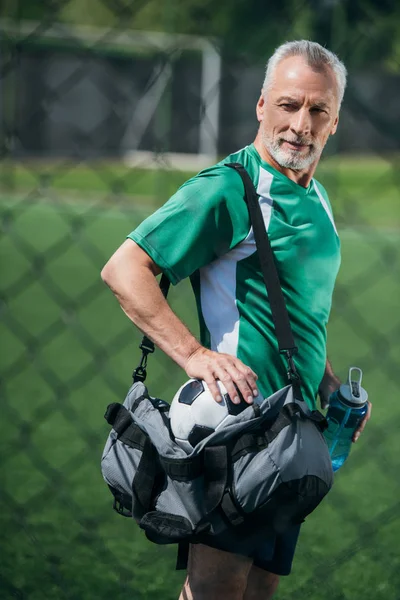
[[129, 144, 341, 410]]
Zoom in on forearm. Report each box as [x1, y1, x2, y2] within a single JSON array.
[[101, 241, 201, 369]]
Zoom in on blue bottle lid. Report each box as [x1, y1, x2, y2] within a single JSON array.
[[337, 367, 368, 408]]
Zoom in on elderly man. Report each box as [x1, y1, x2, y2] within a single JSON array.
[[101, 40, 371, 600]]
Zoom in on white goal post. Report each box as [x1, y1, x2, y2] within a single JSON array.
[[0, 19, 221, 171]]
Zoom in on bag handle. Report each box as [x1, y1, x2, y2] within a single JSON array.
[[225, 162, 301, 387]]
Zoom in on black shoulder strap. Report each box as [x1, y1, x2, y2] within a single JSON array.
[[225, 162, 300, 385], [133, 273, 170, 383]]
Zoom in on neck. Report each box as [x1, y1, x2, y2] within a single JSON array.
[[253, 133, 317, 188]]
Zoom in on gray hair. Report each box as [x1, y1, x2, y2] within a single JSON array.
[[262, 40, 347, 109]]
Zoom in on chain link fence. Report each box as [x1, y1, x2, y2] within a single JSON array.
[[1, 2, 400, 599]]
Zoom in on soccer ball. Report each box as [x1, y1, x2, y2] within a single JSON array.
[[169, 379, 262, 454]]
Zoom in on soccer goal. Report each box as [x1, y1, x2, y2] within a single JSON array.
[[0, 19, 221, 171]]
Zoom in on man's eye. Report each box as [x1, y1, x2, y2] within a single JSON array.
[[280, 103, 297, 110]]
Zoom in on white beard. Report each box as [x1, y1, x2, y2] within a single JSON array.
[[262, 130, 322, 171]]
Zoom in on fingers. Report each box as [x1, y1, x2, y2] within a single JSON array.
[[319, 394, 330, 411], [185, 348, 259, 404], [203, 378, 225, 403], [353, 400, 372, 442], [213, 364, 257, 406]]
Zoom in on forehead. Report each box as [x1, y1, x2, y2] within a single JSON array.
[[269, 55, 338, 104]]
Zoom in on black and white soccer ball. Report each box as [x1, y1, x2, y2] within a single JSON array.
[[169, 378, 263, 454]]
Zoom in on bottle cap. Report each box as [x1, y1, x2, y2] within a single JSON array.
[[338, 367, 368, 408]]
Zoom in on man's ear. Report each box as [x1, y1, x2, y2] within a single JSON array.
[[256, 94, 265, 123], [330, 114, 339, 136]]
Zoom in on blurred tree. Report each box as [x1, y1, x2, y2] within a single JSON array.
[[169, 0, 400, 71], [310, 0, 400, 70], [0, 0, 399, 71], [173, 0, 314, 61]]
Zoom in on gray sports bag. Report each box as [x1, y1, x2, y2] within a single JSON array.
[[101, 163, 334, 566]]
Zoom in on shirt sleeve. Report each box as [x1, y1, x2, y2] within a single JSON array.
[[128, 165, 250, 284]]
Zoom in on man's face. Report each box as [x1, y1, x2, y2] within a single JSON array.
[[257, 56, 339, 171]]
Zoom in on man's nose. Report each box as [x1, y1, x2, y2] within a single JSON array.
[[290, 108, 311, 136]]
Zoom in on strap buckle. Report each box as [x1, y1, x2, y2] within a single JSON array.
[[132, 365, 147, 382], [133, 353, 148, 383], [282, 348, 300, 383], [113, 497, 132, 518], [140, 337, 155, 354]]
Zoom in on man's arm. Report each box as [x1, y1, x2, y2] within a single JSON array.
[[319, 359, 371, 442], [101, 239, 259, 405]]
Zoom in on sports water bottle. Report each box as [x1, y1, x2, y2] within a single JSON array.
[[324, 367, 368, 472]]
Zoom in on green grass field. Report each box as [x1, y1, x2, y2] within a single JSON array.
[[1, 157, 400, 599]]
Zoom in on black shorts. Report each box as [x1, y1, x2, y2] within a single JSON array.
[[203, 524, 301, 576], [251, 524, 301, 575]]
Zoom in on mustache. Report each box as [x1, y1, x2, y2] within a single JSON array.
[[279, 136, 313, 146]]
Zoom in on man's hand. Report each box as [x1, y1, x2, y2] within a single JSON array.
[[184, 347, 259, 405], [353, 400, 372, 443]]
